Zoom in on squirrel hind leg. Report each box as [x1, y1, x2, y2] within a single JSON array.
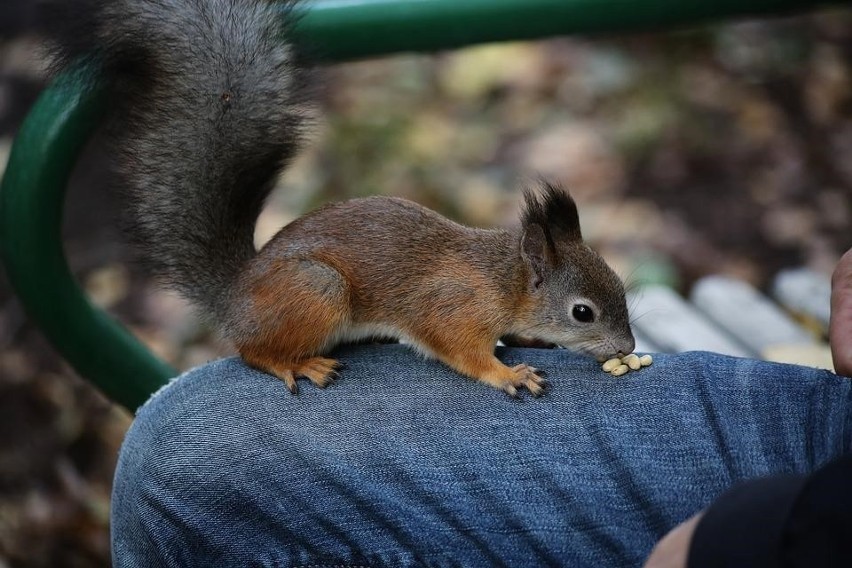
[[242, 348, 344, 395], [235, 257, 350, 393], [252, 357, 342, 394]]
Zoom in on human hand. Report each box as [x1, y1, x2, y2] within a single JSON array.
[[831, 248, 852, 377], [643, 512, 704, 568]]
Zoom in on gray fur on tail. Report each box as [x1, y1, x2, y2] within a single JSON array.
[[46, 0, 309, 321]]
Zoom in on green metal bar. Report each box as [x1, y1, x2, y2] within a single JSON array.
[[0, 64, 176, 410], [1, 0, 848, 410], [294, 0, 845, 61]]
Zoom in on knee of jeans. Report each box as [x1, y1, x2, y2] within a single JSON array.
[[113, 359, 280, 499], [112, 359, 298, 547]]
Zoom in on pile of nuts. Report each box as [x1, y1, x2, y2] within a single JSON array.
[[602, 353, 653, 376]]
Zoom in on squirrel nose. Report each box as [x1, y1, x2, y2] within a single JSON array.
[[616, 335, 636, 357]]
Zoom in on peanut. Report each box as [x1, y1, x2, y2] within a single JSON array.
[[623, 353, 641, 370], [601, 353, 654, 376], [610, 364, 630, 376]]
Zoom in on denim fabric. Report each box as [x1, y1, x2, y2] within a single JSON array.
[[111, 346, 852, 567]]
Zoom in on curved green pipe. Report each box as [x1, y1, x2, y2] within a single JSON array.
[[0, 0, 847, 410], [0, 64, 175, 409]]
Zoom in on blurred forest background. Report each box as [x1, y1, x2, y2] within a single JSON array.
[[1, 2, 851, 566]]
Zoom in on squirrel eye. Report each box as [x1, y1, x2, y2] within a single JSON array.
[[572, 304, 595, 323]]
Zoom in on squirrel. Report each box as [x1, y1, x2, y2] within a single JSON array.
[[48, 0, 635, 396]]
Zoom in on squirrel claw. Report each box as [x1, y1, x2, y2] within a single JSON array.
[[508, 363, 546, 397], [279, 369, 298, 394]]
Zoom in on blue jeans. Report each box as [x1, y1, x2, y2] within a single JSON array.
[[111, 346, 852, 567]]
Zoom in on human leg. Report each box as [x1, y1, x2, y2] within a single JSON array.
[[111, 345, 851, 567]]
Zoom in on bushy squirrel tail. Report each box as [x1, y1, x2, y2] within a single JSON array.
[[45, 0, 309, 322]]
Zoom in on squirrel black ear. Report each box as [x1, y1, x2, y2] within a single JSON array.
[[520, 223, 552, 289], [521, 182, 582, 244]]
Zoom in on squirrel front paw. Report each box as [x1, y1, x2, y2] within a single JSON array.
[[476, 361, 547, 398], [504, 364, 547, 398]]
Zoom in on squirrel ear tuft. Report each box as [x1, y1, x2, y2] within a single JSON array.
[[521, 181, 582, 243]]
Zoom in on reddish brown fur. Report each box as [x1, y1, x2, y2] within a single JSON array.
[[236, 257, 348, 391]]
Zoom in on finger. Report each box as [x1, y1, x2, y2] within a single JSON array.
[[830, 249, 852, 377], [643, 511, 704, 568]]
